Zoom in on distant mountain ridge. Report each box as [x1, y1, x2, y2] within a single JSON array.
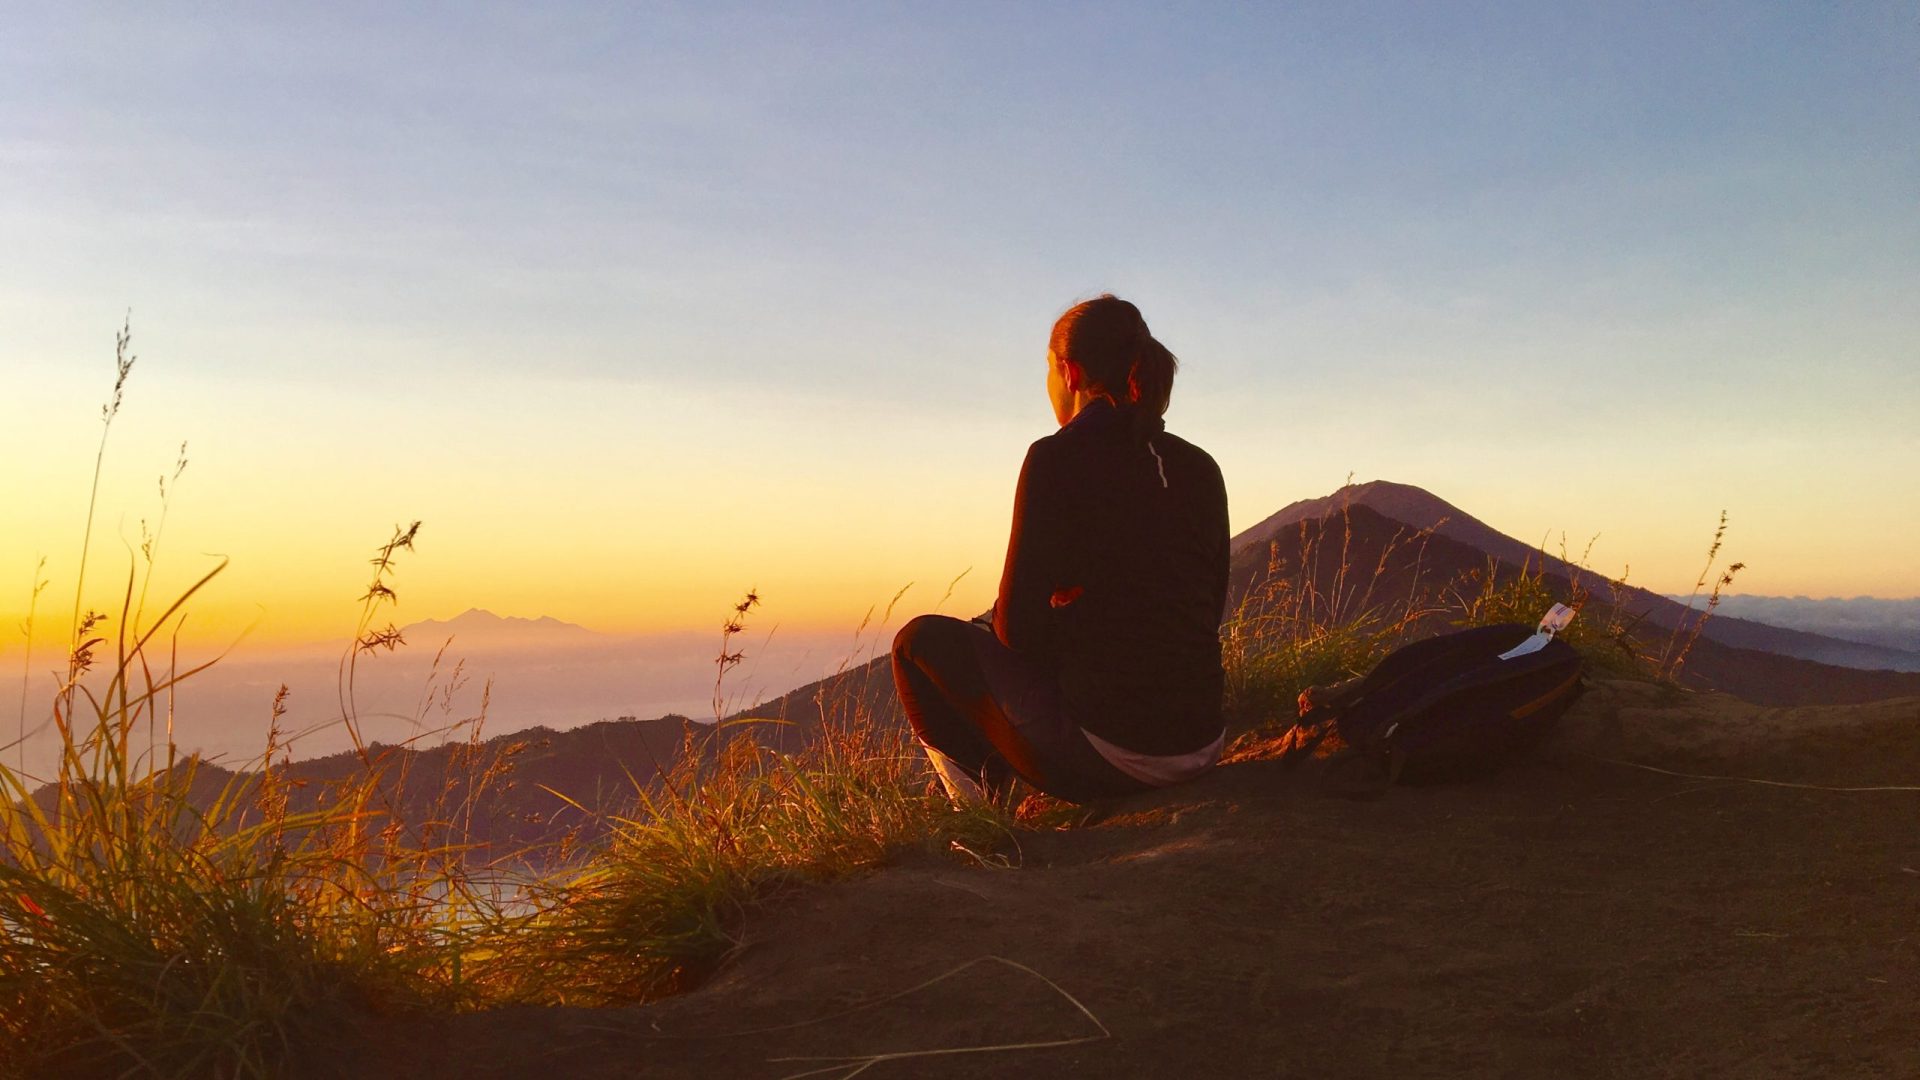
[[400, 608, 601, 645], [1234, 481, 1920, 674]]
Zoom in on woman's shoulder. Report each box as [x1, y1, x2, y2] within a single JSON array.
[[1016, 431, 1078, 496], [1022, 429, 1070, 465]]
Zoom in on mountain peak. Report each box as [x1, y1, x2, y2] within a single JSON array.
[[1231, 480, 1470, 552]]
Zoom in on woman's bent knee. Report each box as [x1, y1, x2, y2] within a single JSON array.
[[892, 613, 966, 663]]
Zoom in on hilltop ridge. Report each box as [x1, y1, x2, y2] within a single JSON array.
[[360, 681, 1920, 1078]]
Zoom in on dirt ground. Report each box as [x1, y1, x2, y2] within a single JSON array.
[[354, 681, 1920, 1079]]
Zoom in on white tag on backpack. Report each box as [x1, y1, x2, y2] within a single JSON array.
[[1538, 603, 1576, 634], [1497, 603, 1577, 661]]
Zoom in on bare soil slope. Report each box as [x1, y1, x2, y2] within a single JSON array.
[[357, 683, 1920, 1079]]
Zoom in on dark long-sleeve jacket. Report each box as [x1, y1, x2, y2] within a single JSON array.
[[993, 397, 1229, 756]]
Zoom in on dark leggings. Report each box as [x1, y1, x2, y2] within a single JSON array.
[[890, 614, 1151, 804]]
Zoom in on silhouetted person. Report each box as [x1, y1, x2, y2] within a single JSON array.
[[891, 295, 1229, 804]]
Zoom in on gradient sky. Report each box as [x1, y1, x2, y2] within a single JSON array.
[[4, 2, 1916, 654]]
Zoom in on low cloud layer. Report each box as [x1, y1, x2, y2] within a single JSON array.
[[1677, 596, 1920, 653]]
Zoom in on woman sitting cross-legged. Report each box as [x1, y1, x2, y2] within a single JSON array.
[[891, 294, 1230, 806]]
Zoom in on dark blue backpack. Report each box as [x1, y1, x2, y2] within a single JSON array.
[[1288, 619, 1586, 786]]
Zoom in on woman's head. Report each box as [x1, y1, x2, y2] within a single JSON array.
[[1046, 294, 1177, 430]]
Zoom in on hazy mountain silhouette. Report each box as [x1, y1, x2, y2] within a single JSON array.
[[1234, 480, 1920, 673], [400, 609, 603, 648]]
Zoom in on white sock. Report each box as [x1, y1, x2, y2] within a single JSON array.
[[923, 745, 988, 806]]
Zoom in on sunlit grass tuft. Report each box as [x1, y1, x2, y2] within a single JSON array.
[[502, 647, 1014, 1005], [0, 328, 519, 1075], [1219, 499, 1441, 746], [0, 327, 1011, 1073]]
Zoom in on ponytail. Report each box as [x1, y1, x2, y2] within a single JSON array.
[[1049, 294, 1180, 442], [1128, 337, 1177, 417]]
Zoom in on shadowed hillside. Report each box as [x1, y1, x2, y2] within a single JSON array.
[[26, 713, 707, 865], [729, 648, 909, 735], [266, 712, 704, 855]]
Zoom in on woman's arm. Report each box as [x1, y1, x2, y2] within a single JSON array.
[[1209, 456, 1231, 624], [994, 441, 1071, 659]]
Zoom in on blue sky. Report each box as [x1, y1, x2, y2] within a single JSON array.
[[3, 2, 1917, 643]]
